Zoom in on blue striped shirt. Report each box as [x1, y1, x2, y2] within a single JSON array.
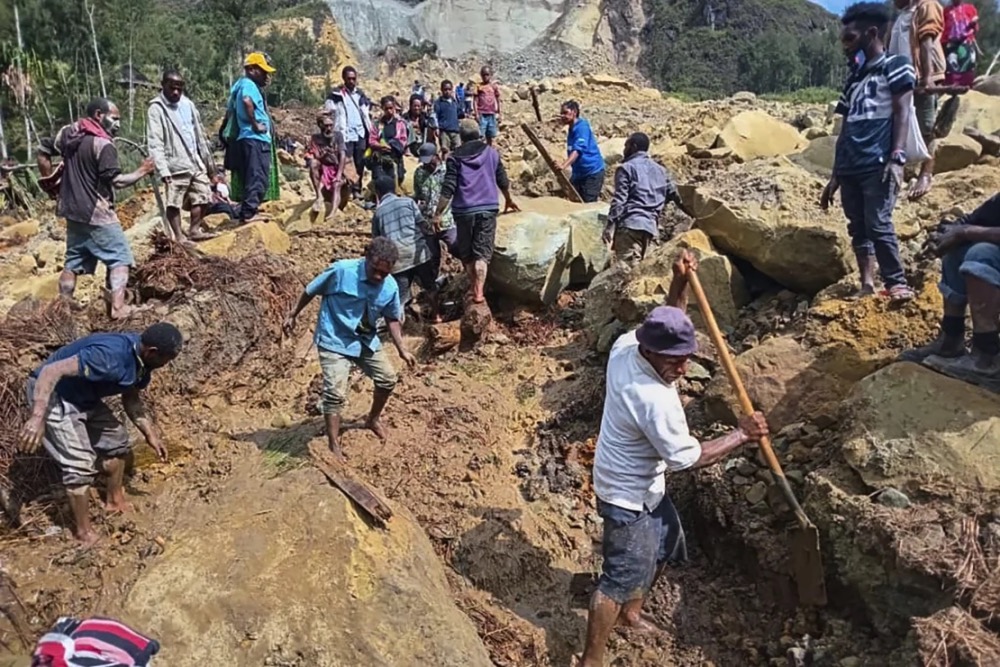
[[834, 54, 916, 176]]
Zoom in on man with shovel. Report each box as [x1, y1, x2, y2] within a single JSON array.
[[579, 250, 770, 667]]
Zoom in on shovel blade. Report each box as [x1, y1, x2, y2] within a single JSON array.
[[790, 525, 827, 606]]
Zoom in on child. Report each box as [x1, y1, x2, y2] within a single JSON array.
[[473, 66, 501, 146], [207, 168, 238, 220]]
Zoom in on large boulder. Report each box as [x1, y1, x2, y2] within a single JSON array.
[[949, 90, 1000, 135], [200, 221, 291, 258], [702, 336, 851, 431], [489, 197, 609, 305], [841, 362, 1000, 493], [933, 133, 982, 173], [679, 160, 853, 294], [583, 229, 748, 343], [791, 135, 837, 178], [974, 74, 1000, 96], [124, 466, 491, 666], [715, 111, 806, 162], [598, 137, 627, 168]]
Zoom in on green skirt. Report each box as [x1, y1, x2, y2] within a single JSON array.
[[230, 139, 280, 203]]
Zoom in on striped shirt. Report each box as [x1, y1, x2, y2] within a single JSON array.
[[834, 54, 916, 176], [371, 193, 434, 273], [32, 616, 160, 666]]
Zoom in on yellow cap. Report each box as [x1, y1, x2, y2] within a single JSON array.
[[244, 52, 276, 73]]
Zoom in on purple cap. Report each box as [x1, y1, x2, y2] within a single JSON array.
[[636, 306, 698, 356]]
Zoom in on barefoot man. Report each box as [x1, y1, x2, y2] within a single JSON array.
[[283, 238, 417, 461], [580, 251, 769, 666], [18, 323, 183, 546]]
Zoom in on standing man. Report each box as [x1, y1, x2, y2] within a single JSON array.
[[473, 66, 501, 146], [282, 238, 416, 461], [40, 98, 154, 320], [821, 2, 916, 302], [414, 142, 458, 259], [326, 66, 373, 198], [455, 82, 466, 118], [579, 251, 769, 666], [898, 0, 946, 200], [306, 111, 347, 221], [433, 80, 462, 153], [434, 119, 519, 304], [371, 175, 439, 318], [147, 69, 216, 243], [18, 322, 183, 546], [558, 100, 605, 203], [602, 132, 694, 264], [223, 52, 275, 224]]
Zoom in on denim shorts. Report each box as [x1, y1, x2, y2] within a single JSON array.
[[65, 220, 134, 275], [479, 114, 498, 139], [596, 496, 688, 604], [940, 241, 1000, 305]]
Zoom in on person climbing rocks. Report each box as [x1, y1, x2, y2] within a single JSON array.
[[221, 52, 276, 224], [602, 132, 694, 264], [367, 96, 409, 189], [18, 323, 183, 547], [943, 0, 980, 87], [306, 111, 347, 222], [326, 66, 373, 199], [473, 66, 501, 146], [41, 97, 155, 320], [888, 0, 946, 201], [282, 238, 416, 462], [433, 80, 463, 153], [558, 100, 606, 203], [371, 174, 439, 320], [901, 193, 1000, 385], [821, 2, 916, 303], [578, 250, 769, 667], [434, 119, 519, 305], [414, 142, 459, 261], [147, 69, 217, 243]]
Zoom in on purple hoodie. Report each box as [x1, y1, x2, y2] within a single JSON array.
[[441, 140, 509, 215]]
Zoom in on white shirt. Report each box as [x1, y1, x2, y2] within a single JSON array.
[[593, 331, 702, 512], [335, 88, 368, 142], [215, 182, 230, 200], [889, 8, 913, 59], [165, 95, 203, 171]]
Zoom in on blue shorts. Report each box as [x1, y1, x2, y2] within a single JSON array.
[[940, 241, 1000, 306], [65, 220, 134, 275], [596, 497, 688, 604], [479, 114, 498, 139]]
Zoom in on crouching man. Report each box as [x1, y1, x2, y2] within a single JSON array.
[[283, 238, 417, 462], [580, 250, 769, 666], [902, 193, 1000, 385], [19, 323, 183, 546]]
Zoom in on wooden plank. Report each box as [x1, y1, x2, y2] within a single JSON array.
[[309, 441, 393, 528], [529, 86, 542, 123], [520, 123, 583, 203]]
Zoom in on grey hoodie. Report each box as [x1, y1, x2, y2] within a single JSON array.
[[146, 94, 213, 179]]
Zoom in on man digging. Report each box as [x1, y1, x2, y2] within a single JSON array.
[[18, 323, 183, 547], [579, 250, 769, 666], [283, 238, 417, 461]]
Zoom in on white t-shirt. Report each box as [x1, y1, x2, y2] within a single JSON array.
[[215, 183, 230, 200], [593, 331, 702, 512], [889, 9, 913, 59]]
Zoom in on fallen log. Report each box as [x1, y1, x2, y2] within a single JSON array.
[[309, 441, 393, 528]]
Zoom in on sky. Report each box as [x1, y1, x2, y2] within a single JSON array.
[[809, 0, 852, 15]]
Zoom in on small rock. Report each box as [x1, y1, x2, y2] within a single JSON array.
[[875, 488, 911, 509], [839, 658, 861, 667], [731, 91, 757, 103], [732, 474, 752, 486], [270, 413, 292, 429], [785, 469, 805, 485], [745, 481, 768, 504], [17, 254, 37, 272], [686, 361, 712, 381], [803, 127, 829, 140], [736, 459, 757, 477]]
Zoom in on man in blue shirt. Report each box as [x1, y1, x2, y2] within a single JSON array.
[[283, 238, 417, 462], [558, 100, 606, 203], [433, 80, 463, 153], [19, 323, 183, 547], [821, 2, 915, 303], [224, 52, 275, 223]]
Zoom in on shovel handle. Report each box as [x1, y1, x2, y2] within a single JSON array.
[[686, 269, 814, 530]]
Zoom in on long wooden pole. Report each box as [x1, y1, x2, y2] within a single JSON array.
[[520, 123, 582, 203]]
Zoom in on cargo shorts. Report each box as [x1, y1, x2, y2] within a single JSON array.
[[164, 170, 213, 211], [318, 346, 398, 415]]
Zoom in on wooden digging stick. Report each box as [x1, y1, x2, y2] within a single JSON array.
[[520, 123, 583, 203]]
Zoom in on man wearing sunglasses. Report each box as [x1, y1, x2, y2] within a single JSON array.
[[147, 69, 217, 242]]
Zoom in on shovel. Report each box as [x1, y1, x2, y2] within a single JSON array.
[[687, 269, 828, 606]]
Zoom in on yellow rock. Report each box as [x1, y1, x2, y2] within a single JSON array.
[[598, 137, 627, 167], [199, 221, 291, 257], [949, 90, 1000, 135], [34, 240, 64, 268], [0, 220, 40, 241], [584, 73, 634, 90], [933, 134, 982, 173], [7, 273, 61, 301], [17, 254, 37, 273], [716, 110, 806, 161]]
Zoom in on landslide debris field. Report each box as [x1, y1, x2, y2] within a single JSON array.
[[2, 74, 1000, 666]]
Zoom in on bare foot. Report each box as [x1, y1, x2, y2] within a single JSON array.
[[620, 612, 666, 634], [188, 229, 218, 241], [908, 174, 932, 201], [366, 418, 388, 441], [104, 499, 130, 514], [852, 284, 876, 299], [328, 443, 347, 463], [74, 529, 101, 549], [110, 303, 154, 320]]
